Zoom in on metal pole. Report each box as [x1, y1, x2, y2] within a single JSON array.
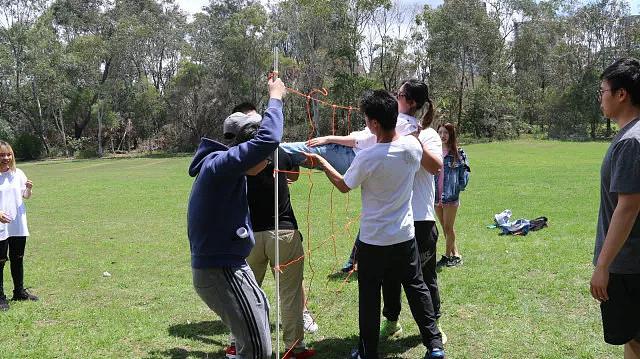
[[273, 46, 280, 359]]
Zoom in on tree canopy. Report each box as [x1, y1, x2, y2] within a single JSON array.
[[0, 0, 637, 158]]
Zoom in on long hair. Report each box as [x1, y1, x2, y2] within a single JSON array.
[[439, 123, 459, 164], [0, 141, 16, 172], [420, 99, 435, 129]]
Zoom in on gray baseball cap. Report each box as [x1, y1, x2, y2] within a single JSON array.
[[223, 112, 262, 139]]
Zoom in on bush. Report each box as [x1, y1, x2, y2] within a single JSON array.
[[13, 134, 43, 160], [0, 118, 15, 144], [68, 137, 99, 159], [47, 147, 65, 158]]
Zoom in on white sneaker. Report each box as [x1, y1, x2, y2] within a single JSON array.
[[303, 310, 318, 333]]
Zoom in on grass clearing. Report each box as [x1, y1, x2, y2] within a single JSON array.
[[0, 140, 621, 358]]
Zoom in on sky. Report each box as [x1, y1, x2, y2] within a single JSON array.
[[176, 0, 640, 17], [177, 0, 444, 17]]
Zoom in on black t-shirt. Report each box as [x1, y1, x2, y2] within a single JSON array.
[[247, 147, 298, 232]]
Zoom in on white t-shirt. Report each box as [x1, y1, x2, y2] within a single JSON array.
[[343, 135, 422, 246], [0, 168, 30, 241], [351, 114, 419, 154], [412, 127, 443, 221]]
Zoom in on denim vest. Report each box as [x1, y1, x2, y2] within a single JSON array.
[[434, 148, 470, 203]]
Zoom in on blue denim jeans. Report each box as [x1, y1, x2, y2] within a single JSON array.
[[280, 142, 356, 175]]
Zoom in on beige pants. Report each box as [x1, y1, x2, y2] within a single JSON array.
[[247, 229, 305, 350]]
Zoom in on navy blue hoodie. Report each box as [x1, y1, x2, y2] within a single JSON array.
[[187, 99, 283, 268]]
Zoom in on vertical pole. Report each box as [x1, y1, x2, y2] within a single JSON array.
[[273, 46, 281, 359]]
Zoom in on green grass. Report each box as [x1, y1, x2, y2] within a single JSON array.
[[0, 139, 621, 358]]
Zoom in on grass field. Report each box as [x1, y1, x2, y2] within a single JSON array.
[[0, 139, 622, 359]]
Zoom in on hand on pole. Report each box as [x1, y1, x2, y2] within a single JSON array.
[[268, 77, 286, 100]]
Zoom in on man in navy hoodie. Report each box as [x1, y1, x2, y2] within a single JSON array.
[[187, 77, 285, 359]]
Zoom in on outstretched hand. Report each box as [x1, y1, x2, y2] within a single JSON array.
[[306, 136, 330, 147], [300, 152, 321, 169]]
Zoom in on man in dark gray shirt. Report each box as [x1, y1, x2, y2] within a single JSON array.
[[592, 57, 640, 358]]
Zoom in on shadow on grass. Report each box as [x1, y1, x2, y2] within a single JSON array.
[[144, 347, 223, 359], [379, 334, 426, 358], [144, 320, 228, 359], [147, 320, 424, 359], [326, 270, 358, 282], [310, 333, 424, 359], [167, 320, 228, 345]]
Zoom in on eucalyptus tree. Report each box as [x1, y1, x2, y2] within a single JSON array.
[[419, 0, 502, 129]]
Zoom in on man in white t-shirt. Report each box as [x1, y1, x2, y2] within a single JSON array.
[[303, 90, 445, 359], [380, 115, 444, 341]]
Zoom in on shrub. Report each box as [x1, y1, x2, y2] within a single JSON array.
[[13, 134, 42, 160], [0, 118, 15, 144]]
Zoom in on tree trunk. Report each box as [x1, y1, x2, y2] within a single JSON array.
[[97, 100, 103, 158], [457, 57, 466, 130], [30, 80, 50, 155], [55, 105, 68, 157], [75, 59, 112, 139]]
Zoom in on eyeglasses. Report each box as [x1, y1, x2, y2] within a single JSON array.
[[392, 90, 407, 98], [597, 88, 614, 100]]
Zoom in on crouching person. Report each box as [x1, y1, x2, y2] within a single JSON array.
[[186, 77, 286, 359]]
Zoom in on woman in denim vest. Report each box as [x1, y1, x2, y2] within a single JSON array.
[[434, 123, 470, 267]]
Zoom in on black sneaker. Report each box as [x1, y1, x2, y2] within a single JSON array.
[[436, 255, 450, 268], [339, 262, 355, 273], [446, 255, 462, 267], [12, 289, 39, 301], [0, 295, 9, 310]]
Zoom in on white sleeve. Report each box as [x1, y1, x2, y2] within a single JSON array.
[[396, 118, 418, 136], [420, 130, 442, 158], [343, 153, 367, 190], [16, 169, 27, 191], [352, 128, 377, 150]]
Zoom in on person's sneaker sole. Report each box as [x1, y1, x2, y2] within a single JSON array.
[[380, 321, 403, 339], [426, 348, 445, 358]]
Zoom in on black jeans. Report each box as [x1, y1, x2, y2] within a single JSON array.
[[0, 236, 27, 297], [357, 238, 443, 359], [382, 221, 441, 321]]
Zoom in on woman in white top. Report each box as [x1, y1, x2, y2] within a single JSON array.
[[0, 140, 37, 311]]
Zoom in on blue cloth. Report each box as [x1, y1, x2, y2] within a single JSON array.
[[187, 99, 283, 269], [280, 142, 356, 175], [499, 218, 530, 235], [434, 148, 470, 203]]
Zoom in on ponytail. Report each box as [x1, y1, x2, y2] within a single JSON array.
[[421, 99, 434, 128]]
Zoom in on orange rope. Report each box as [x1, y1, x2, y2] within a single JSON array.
[[267, 72, 363, 359]]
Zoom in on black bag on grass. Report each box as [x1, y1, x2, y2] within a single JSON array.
[[529, 217, 548, 231]]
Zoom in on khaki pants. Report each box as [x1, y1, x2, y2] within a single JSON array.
[[247, 229, 305, 350]]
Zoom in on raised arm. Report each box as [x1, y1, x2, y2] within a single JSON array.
[[204, 78, 286, 176], [23, 179, 33, 199], [307, 135, 356, 148]]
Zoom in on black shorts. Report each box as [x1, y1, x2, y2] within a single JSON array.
[[600, 273, 640, 345]]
